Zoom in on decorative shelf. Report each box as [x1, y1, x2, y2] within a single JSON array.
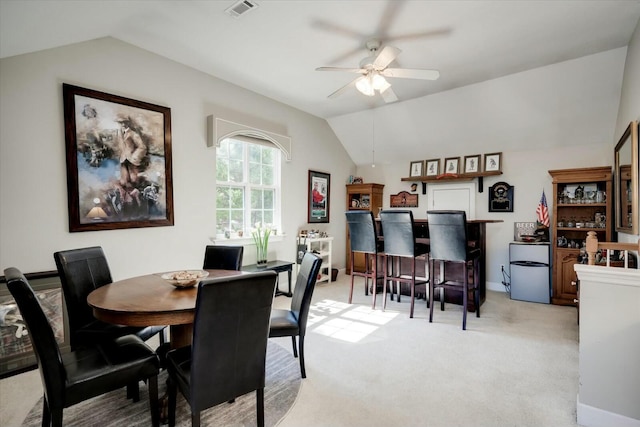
[[400, 171, 503, 193]]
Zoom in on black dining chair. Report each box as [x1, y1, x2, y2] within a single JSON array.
[[345, 210, 384, 308], [166, 270, 277, 427], [426, 210, 481, 330], [4, 267, 160, 427], [54, 246, 166, 349], [269, 252, 322, 378], [379, 210, 430, 318], [54, 246, 166, 400], [202, 245, 244, 270]]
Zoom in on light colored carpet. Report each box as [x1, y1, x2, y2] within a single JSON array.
[[275, 274, 580, 427], [20, 341, 300, 427]]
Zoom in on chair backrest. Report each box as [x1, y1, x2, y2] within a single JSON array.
[[4, 268, 65, 408], [202, 245, 244, 270], [427, 210, 468, 262], [189, 270, 277, 412], [345, 211, 379, 254], [53, 246, 113, 345], [379, 210, 417, 257], [290, 252, 323, 336]]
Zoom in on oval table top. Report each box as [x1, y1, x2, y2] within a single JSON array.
[[87, 269, 248, 328]]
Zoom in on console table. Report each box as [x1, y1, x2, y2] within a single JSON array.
[[242, 260, 294, 297]]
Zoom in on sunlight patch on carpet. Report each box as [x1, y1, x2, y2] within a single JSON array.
[[309, 299, 399, 342]]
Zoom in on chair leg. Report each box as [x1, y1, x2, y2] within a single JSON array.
[[474, 259, 480, 318], [41, 396, 51, 427], [462, 267, 469, 330], [50, 406, 63, 427], [371, 254, 377, 310], [191, 411, 201, 427], [298, 335, 306, 378], [382, 254, 388, 311], [291, 336, 298, 358], [257, 388, 265, 427], [429, 261, 435, 323], [409, 257, 416, 318], [127, 381, 140, 402], [168, 377, 177, 427], [147, 375, 159, 427], [349, 252, 356, 303]]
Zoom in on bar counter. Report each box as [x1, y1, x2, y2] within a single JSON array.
[[371, 218, 503, 312]]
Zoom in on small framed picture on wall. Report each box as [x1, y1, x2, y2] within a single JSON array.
[[425, 159, 440, 176], [464, 155, 481, 174], [484, 152, 502, 172], [409, 160, 424, 177], [444, 157, 460, 174]]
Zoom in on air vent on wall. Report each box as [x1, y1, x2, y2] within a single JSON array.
[[225, 0, 259, 18]]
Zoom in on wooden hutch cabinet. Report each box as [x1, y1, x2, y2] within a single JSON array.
[[548, 167, 612, 306], [345, 183, 384, 274]]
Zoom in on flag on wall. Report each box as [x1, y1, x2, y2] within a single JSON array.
[[536, 190, 550, 227]]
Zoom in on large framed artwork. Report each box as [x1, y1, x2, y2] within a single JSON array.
[[63, 84, 174, 232], [308, 170, 330, 223]]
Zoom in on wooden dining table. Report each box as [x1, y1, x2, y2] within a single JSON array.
[[87, 269, 249, 349]]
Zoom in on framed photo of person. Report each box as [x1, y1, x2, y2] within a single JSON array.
[[62, 83, 174, 232], [409, 160, 424, 177], [444, 157, 460, 174], [464, 155, 481, 174], [425, 159, 440, 177], [308, 170, 330, 223], [484, 152, 502, 172]]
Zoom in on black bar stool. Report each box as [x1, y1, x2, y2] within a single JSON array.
[[379, 210, 429, 318], [427, 210, 481, 330], [345, 211, 384, 309]]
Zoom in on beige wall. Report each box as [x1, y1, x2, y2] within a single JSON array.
[[0, 37, 354, 277]]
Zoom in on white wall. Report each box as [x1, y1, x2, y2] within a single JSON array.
[[615, 16, 640, 244], [0, 37, 355, 278]]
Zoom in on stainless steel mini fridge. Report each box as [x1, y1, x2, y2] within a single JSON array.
[[509, 242, 550, 304]]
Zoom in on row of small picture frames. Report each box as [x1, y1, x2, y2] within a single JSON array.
[[409, 152, 502, 177]]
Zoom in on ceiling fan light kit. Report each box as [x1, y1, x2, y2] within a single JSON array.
[[317, 39, 440, 103]]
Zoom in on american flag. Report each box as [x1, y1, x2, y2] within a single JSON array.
[[536, 190, 550, 227]]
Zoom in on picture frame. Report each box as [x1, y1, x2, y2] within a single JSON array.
[[308, 170, 330, 223], [484, 152, 502, 172], [488, 181, 514, 212], [444, 157, 460, 174], [409, 160, 424, 177], [464, 154, 481, 174], [425, 158, 440, 177], [62, 84, 174, 232]]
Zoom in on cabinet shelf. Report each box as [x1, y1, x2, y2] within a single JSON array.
[[302, 237, 333, 284], [557, 227, 606, 232]]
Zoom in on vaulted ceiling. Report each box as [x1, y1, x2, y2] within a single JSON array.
[[2, 0, 640, 165]]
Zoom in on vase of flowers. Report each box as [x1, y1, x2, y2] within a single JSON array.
[[252, 222, 271, 267]]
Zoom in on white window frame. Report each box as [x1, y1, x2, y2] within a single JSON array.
[[215, 136, 282, 240]]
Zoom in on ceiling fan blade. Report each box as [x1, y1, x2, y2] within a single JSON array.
[[382, 68, 440, 80], [327, 77, 360, 99], [373, 45, 401, 69], [310, 19, 365, 41], [386, 28, 452, 42], [316, 67, 366, 74], [380, 86, 398, 103]]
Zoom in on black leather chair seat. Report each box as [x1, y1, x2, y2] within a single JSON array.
[[75, 320, 164, 347], [64, 334, 160, 406], [268, 309, 299, 336]]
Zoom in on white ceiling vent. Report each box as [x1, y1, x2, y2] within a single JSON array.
[[225, 0, 259, 18]]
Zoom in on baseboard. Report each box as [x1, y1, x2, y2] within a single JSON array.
[[487, 281, 507, 292], [577, 395, 640, 427]]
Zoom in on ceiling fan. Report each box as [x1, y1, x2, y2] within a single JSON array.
[[316, 39, 440, 103]]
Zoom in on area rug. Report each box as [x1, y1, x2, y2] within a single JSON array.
[[21, 341, 300, 427]]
